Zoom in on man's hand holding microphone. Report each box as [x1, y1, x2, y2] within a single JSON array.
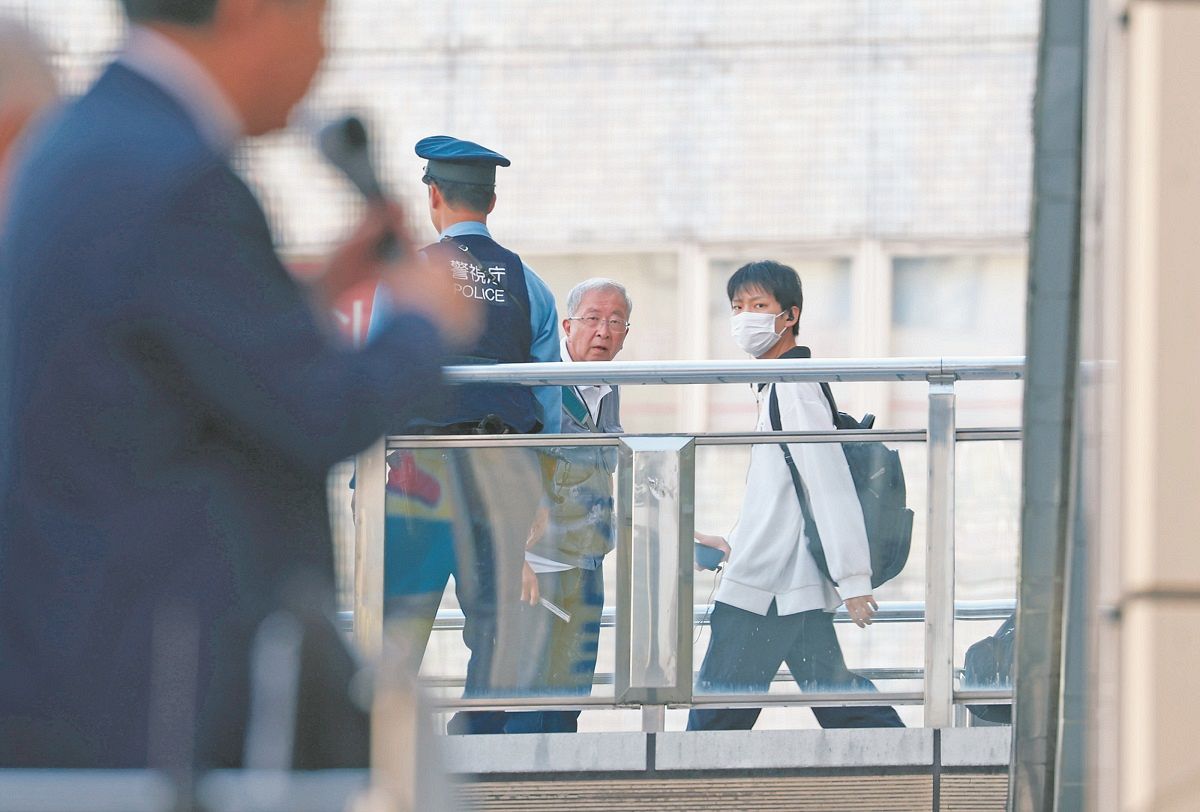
[[314, 115, 481, 349]]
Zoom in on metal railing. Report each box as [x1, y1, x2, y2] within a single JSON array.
[[0, 356, 1022, 812], [338, 597, 1016, 632], [337, 598, 1016, 698], [439, 356, 1023, 385], [352, 356, 1024, 730], [416, 602, 1016, 701]]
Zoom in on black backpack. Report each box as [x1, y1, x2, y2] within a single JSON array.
[[768, 382, 914, 589], [962, 613, 1016, 724]]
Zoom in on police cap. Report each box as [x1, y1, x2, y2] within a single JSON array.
[[416, 135, 511, 188]]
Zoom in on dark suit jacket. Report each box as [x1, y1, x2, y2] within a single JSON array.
[[0, 63, 445, 768]]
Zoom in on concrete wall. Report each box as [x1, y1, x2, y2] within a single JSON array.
[[1117, 3, 1200, 810], [1079, 0, 1200, 808]]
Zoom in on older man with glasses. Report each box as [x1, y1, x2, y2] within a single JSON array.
[[502, 277, 631, 734]]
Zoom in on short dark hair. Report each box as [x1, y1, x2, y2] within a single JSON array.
[[119, 0, 218, 25], [424, 176, 495, 215], [726, 260, 803, 336]]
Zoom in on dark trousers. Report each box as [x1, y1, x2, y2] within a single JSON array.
[[444, 448, 516, 734], [687, 601, 904, 731], [502, 565, 605, 734]]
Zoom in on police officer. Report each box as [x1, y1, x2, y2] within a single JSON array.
[[367, 136, 560, 734], [373, 136, 560, 434]]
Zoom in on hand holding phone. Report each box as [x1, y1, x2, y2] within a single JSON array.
[[694, 532, 730, 571]]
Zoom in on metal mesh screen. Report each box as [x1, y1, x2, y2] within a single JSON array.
[[0, 0, 1040, 623], [0, 1, 1038, 254]]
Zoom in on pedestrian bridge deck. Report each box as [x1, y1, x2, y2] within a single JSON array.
[[0, 727, 1011, 811], [450, 727, 1010, 811]]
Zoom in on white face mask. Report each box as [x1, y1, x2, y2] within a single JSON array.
[[730, 311, 787, 357]]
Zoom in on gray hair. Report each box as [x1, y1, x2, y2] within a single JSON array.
[[566, 277, 633, 318], [0, 21, 56, 111]]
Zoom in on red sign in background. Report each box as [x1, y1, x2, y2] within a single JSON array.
[[289, 258, 376, 345]]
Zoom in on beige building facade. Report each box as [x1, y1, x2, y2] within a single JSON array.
[[1081, 1, 1200, 809]]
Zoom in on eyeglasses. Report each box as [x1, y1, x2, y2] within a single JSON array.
[[568, 315, 631, 334]]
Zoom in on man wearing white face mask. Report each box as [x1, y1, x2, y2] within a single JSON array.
[[690, 260, 903, 731]]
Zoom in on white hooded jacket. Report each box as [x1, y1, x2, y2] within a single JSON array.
[[714, 380, 873, 616]]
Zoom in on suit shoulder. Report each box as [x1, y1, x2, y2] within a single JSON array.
[[8, 73, 263, 257], [16, 67, 224, 213], [2, 73, 270, 305]]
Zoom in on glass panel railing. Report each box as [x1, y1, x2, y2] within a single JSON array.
[[345, 423, 1023, 732], [337, 360, 1027, 735], [690, 439, 927, 730], [375, 440, 623, 733], [954, 437, 1021, 724]]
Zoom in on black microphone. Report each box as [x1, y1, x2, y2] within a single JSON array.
[[316, 114, 401, 258]]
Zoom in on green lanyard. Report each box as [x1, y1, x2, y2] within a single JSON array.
[[561, 385, 598, 432]]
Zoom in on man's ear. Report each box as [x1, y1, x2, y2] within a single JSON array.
[[561, 318, 572, 336], [0, 106, 32, 165], [486, 193, 497, 215]]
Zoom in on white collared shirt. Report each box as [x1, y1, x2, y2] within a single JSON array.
[[118, 26, 244, 153], [560, 336, 612, 424]]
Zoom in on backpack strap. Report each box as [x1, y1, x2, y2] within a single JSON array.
[[792, 345, 840, 422], [768, 385, 827, 573], [817, 380, 875, 430], [819, 381, 839, 421]]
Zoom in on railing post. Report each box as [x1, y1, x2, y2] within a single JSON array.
[[925, 375, 957, 728], [353, 438, 387, 658], [615, 437, 695, 711], [641, 705, 667, 734]]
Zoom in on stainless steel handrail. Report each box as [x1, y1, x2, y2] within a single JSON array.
[[399, 598, 1016, 632], [419, 666, 1005, 690], [431, 692, 931, 710], [429, 689, 1013, 712], [406, 599, 1015, 702], [440, 356, 1025, 386], [335, 599, 1016, 633], [386, 427, 1022, 448], [0, 771, 177, 812], [419, 667, 929, 689]]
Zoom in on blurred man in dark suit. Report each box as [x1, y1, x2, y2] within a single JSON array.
[[0, 0, 477, 769]]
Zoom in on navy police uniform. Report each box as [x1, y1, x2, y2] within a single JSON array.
[[407, 135, 539, 434], [416, 232, 538, 433], [367, 137, 551, 734]]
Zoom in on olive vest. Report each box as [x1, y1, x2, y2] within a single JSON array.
[[529, 385, 622, 569]]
